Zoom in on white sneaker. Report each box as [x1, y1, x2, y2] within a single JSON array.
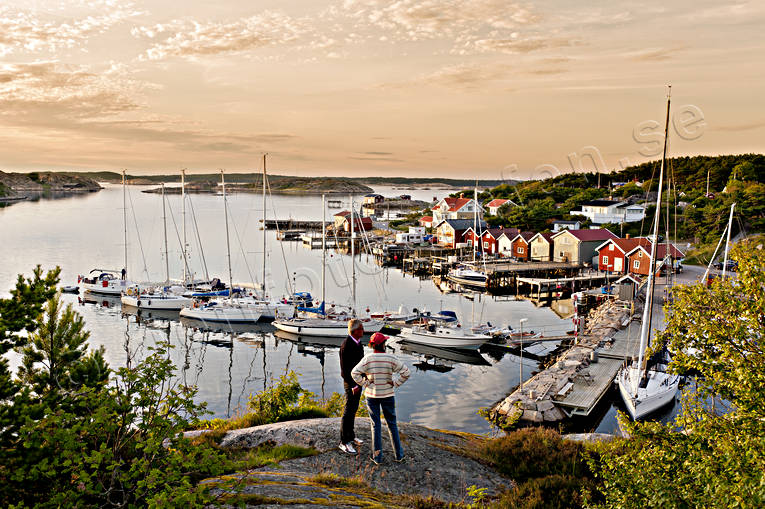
[[338, 442, 357, 454]]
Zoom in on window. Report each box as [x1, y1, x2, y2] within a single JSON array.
[[603, 255, 609, 264], [638, 251, 643, 258], [634, 260, 640, 269], [483, 241, 489, 249], [609, 244, 614, 251], [518, 246, 525, 254], [468, 240, 473, 247]]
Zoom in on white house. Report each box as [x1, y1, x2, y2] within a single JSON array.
[[552, 220, 581, 232], [395, 226, 426, 244], [486, 198, 517, 215], [569, 199, 645, 224], [432, 196, 483, 223]]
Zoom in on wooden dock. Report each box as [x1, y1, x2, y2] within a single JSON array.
[[265, 219, 330, 230], [491, 298, 637, 424]]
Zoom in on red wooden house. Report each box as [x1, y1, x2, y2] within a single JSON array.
[[463, 227, 517, 255], [595, 237, 650, 274], [625, 242, 685, 276], [509, 231, 536, 261]]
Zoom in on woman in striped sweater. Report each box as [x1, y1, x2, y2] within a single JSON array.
[[351, 332, 411, 464]]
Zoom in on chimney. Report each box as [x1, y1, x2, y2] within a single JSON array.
[[625, 234, 630, 239]]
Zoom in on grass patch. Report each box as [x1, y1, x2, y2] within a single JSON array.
[[309, 472, 369, 490], [492, 474, 594, 509], [189, 431, 318, 472]]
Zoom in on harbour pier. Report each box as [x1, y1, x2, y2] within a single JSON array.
[[491, 296, 640, 425]]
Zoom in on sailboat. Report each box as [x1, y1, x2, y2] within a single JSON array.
[[617, 87, 681, 420], [447, 185, 488, 288], [78, 170, 133, 295], [121, 183, 193, 311], [180, 171, 263, 323], [229, 154, 294, 321], [273, 194, 383, 337]]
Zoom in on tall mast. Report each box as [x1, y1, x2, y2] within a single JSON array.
[[122, 170, 128, 279], [722, 203, 736, 279], [262, 154, 268, 296], [322, 194, 326, 306], [222, 170, 234, 302], [473, 184, 478, 263], [350, 194, 356, 315], [636, 85, 671, 389], [161, 183, 169, 284], [182, 169, 187, 284]]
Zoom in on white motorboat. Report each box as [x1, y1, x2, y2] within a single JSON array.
[[78, 269, 129, 295], [398, 324, 489, 350], [616, 87, 680, 419], [446, 267, 488, 288], [121, 285, 192, 311], [370, 305, 419, 322]]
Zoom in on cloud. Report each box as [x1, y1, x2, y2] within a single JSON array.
[[384, 63, 512, 91], [134, 12, 313, 61], [349, 155, 403, 162], [714, 121, 765, 132], [363, 151, 393, 155], [0, 2, 142, 57], [0, 61, 296, 155], [629, 47, 682, 62]]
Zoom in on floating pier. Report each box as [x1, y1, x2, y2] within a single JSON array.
[[491, 297, 640, 424]]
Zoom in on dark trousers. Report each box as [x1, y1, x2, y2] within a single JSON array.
[[341, 382, 361, 444]]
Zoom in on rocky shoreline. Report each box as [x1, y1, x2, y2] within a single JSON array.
[[0, 170, 101, 198], [193, 417, 511, 507]]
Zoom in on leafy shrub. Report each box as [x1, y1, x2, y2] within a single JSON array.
[[478, 428, 590, 483], [492, 474, 592, 509]]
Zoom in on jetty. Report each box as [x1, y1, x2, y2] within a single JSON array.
[[491, 295, 641, 424]]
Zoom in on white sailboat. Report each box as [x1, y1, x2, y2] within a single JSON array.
[[79, 170, 132, 295], [617, 87, 680, 420], [273, 194, 383, 337], [180, 171, 263, 323], [447, 185, 488, 288], [121, 183, 193, 311], [232, 154, 295, 321]]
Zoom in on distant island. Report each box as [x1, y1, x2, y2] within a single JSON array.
[[76, 171, 510, 193], [0, 171, 101, 201]]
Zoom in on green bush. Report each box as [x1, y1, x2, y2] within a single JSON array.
[[492, 474, 591, 509], [478, 428, 590, 483]]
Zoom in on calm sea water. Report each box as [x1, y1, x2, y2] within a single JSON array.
[[0, 184, 678, 434]]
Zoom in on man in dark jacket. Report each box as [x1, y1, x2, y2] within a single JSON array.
[[339, 319, 364, 454]]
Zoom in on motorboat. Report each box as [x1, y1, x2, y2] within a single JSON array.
[[370, 305, 420, 323], [78, 269, 129, 296], [179, 299, 263, 323], [447, 267, 488, 288], [398, 323, 490, 350]]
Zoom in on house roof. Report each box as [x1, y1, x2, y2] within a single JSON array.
[[595, 237, 651, 254], [334, 210, 351, 217], [487, 198, 510, 207], [468, 226, 518, 240], [529, 232, 554, 244], [419, 215, 433, 222], [581, 199, 625, 207], [625, 241, 685, 259], [552, 228, 619, 242], [553, 220, 580, 225], [448, 197, 472, 212], [436, 218, 486, 231]]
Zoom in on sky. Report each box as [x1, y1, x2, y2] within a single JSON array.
[[0, 0, 764, 179]]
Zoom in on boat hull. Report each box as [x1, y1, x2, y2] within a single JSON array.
[[80, 280, 128, 295], [398, 327, 489, 350], [179, 304, 262, 323], [121, 294, 192, 311], [273, 317, 383, 337], [617, 365, 680, 420]]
